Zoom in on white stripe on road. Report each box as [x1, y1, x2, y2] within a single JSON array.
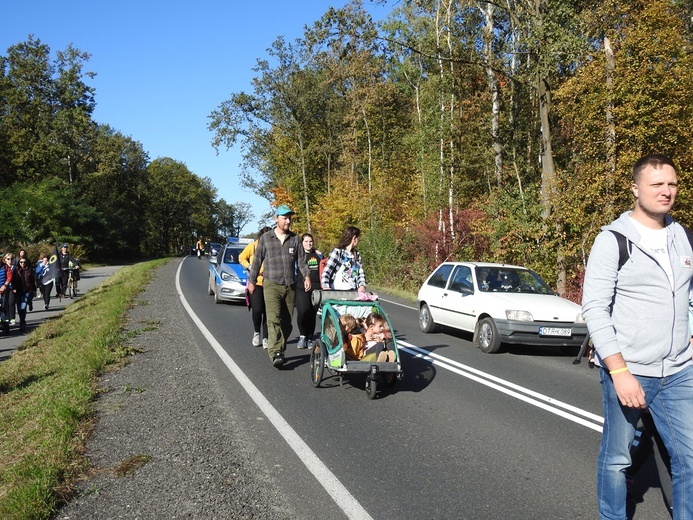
[[379, 297, 604, 433], [398, 340, 604, 432], [176, 261, 373, 520]]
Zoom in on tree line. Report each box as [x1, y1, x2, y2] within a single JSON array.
[[3, 0, 692, 298], [209, 0, 693, 299], [0, 36, 252, 261]]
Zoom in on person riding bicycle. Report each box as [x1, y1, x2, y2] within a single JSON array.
[[196, 238, 204, 259], [56, 244, 80, 298]]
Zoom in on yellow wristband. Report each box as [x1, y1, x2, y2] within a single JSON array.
[[609, 367, 629, 375]]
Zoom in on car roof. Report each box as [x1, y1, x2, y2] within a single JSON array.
[[438, 261, 530, 270]]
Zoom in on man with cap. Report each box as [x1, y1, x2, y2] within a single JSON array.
[[56, 244, 80, 298], [247, 205, 311, 368]]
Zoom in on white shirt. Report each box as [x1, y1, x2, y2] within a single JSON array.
[[631, 217, 673, 289]]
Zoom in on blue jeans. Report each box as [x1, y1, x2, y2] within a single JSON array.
[[598, 364, 693, 520]]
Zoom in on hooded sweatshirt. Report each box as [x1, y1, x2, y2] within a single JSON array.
[[582, 211, 693, 377]]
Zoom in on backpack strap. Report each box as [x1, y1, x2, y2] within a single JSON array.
[[684, 225, 693, 252], [611, 225, 693, 271], [609, 230, 631, 272]]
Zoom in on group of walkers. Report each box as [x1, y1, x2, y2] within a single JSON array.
[[240, 204, 368, 368], [0, 244, 81, 335]]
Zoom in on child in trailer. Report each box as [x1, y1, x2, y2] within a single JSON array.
[[339, 314, 366, 361], [361, 312, 396, 362]]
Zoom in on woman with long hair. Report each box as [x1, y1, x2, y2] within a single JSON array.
[[294, 233, 322, 348], [12, 256, 36, 332], [320, 226, 366, 292]]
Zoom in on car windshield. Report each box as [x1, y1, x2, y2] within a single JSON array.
[[475, 267, 554, 294], [223, 248, 243, 264]]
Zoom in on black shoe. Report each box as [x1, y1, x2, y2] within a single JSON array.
[[28, 302, 33, 312], [272, 352, 285, 368]]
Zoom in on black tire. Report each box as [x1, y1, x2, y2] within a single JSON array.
[[384, 372, 398, 388], [365, 376, 378, 399], [476, 317, 501, 353], [213, 288, 222, 304], [419, 303, 436, 333], [208, 275, 215, 295], [69, 282, 75, 299], [310, 340, 325, 387]]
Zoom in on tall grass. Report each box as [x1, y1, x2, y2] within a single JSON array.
[[0, 259, 168, 519]]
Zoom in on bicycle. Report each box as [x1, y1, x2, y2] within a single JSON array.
[[66, 268, 78, 299]]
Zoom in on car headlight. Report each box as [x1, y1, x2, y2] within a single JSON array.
[[506, 310, 533, 321], [575, 312, 585, 323], [221, 271, 240, 282]]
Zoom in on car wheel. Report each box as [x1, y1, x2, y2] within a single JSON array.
[[213, 287, 222, 304], [476, 317, 501, 353], [419, 303, 436, 333], [208, 275, 215, 295]]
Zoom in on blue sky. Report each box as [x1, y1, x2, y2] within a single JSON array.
[[2, 1, 389, 235]]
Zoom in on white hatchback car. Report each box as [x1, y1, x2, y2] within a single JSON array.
[[417, 262, 587, 353]]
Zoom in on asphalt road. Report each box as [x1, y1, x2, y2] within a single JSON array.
[[0, 264, 125, 361], [179, 256, 672, 520]]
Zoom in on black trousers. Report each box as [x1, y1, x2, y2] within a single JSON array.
[[295, 287, 318, 338], [40, 281, 53, 307], [248, 285, 267, 339]]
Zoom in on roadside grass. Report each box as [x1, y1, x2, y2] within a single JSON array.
[[0, 258, 168, 520], [370, 284, 417, 303]]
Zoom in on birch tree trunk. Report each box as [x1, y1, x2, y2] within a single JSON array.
[[482, 2, 503, 185]]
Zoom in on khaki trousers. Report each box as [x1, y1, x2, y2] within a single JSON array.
[[262, 281, 295, 359]]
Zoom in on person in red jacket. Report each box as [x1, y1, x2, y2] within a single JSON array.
[[0, 253, 15, 334]]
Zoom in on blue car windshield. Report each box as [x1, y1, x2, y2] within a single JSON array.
[[223, 248, 243, 264]]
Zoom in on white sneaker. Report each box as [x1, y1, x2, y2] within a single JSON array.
[[297, 335, 307, 349], [262, 338, 268, 349], [252, 332, 261, 347]]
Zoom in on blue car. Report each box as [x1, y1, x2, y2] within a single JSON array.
[[208, 243, 248, 303]]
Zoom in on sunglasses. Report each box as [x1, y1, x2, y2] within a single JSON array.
[[19, 261, 27, 264]]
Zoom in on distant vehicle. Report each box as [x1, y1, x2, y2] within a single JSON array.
[[417, 262, 588, 353], [207, 242, 223, 263], [208, 243, 247, 304], [227, 236, 254, 245]]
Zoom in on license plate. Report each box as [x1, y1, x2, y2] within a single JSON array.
[[539, 327, 572, 337]]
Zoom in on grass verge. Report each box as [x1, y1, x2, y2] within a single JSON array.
[[0, 258, 168, 520]]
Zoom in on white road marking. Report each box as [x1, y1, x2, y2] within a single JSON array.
[[379, 298, 604, 433], [398, 341, 604, 432], [176, 261, 373, 520]]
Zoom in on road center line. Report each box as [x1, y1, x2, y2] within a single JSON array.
[[176, 261, 373, 520]]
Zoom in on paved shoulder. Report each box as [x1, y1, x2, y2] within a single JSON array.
[[0, 265, 126, 361], [57, 258, 292, 519]]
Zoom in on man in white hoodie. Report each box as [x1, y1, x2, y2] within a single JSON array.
[[582, 154, 693, 520]]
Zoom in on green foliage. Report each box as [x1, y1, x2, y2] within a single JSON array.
[[0, 38, 250, 261]]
